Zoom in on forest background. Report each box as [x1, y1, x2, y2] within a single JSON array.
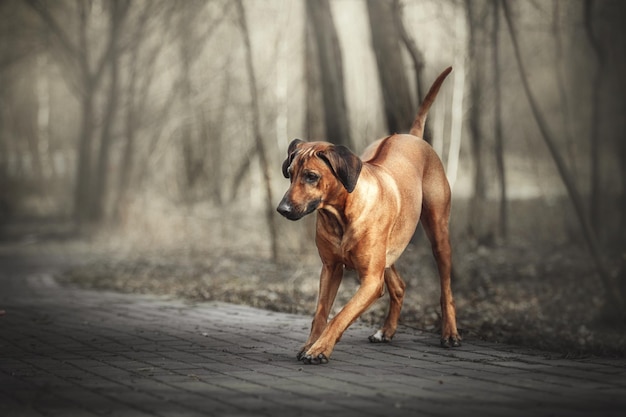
[[1, 0, 625, 356]]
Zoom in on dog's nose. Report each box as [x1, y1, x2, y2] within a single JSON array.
[[277, 200, 293, 218]]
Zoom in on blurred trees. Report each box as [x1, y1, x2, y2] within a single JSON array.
[[0, 0, 624, 295], [305, 0, 352, 147], [491, 0, 506, 240], [26, 0, 131, 226], [464, 0, 491, 243], [366, 0, 415, 136], [502, 0, 623, 309], [114, 2, 173, 221], [235, 0, 277, 261]]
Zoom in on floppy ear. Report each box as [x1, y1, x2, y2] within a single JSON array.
[[317, 145, 363, 193], [282, 138, 305, 178]]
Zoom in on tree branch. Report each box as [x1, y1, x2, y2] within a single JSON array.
[[501, 0, 623, 310]]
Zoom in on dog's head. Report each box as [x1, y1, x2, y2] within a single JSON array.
[[276, 139, 362, 221]]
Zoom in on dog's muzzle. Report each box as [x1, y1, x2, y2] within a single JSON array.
[[276, 199, 300, 220], [277, 197, 320, 221]]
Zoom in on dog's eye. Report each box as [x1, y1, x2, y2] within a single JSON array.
[[303, 171, 320, 184]]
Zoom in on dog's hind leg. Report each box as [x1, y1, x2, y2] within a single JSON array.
[[420, 177, 461, 348], [369, 265, 405, 343]]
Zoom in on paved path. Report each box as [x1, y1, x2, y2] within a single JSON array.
[[1, 252, 625, 417]]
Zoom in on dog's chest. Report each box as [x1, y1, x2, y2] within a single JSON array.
[[314, 216, 345, 260], [315, 214, 365, 269]]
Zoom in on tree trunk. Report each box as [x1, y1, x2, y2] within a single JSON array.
[[366, 0, 415, 136], [73, 3, 96, 227], [552, 1, 577, 179], [583, 0, 606, 236], [306, 0, 352, 147], [235, 0, 278, 262], [465, 0, 489, 243], [114, 57, 139, 223], [36, 53, 55, 180], [91, 0, 127, 223], [492, 0, 508, 239], [74, 88, 95, 226], [304, 11, 325, 141], [391, 0, 430, 141], [114, 4, 155, 222], [502, 0, 623, 311], [28, 0, 125, 229], [445, 6, 466, 191], [114, 3, 188, 220]]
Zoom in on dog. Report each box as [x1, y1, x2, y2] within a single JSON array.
[[277, 67, 460, 365]]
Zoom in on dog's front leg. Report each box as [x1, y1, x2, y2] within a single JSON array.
[[297, 262, 343, 361], [301, 267, 385, 364]]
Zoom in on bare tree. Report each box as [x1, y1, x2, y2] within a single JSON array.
[[366, 0, 414, 136], [445, 6, 466, 192], [502, 0, 623, 311], [114, 2, 164, 221], [465, 0, 490, 243], [583, 0, 606, 235], [27, 0, 127, 227], [176, 1, 211, 202], [552, 1, 577, 179], [304, 6, 325, 142], [91, 0, 130, 222], [306, 0, 352, 147], [391, 0, 430, 140], [235, 0, 278, 261], [491, 0, 507, 239]]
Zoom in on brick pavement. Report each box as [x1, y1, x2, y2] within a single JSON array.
[[1, 252, 625, 417]]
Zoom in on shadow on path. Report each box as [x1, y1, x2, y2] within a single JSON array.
[[1, 253, 625, 416]]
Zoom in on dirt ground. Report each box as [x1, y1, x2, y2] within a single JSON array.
[[3, 218, 625, 358]]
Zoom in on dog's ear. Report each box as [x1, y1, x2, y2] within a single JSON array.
[[318, 145, 362, 193], [282, 138, 305, 178]]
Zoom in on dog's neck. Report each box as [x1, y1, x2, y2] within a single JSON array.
[[318, 190, 349, 236]]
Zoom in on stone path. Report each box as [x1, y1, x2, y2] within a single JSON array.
[[1, 252, 625, 416]]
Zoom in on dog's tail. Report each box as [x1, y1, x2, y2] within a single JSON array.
[[409, 66, 453, 138]]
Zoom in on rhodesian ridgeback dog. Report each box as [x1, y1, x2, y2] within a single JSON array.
[[277, 67, 460, 365]]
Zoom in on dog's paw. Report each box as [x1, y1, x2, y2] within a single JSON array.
[[368, 329, 392, 343], [300, 353, 329, 365], [440, 335, 462, 348]]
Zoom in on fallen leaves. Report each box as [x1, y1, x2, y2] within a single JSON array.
[[57, 242, 626, 357]]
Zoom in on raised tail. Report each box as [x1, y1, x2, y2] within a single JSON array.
[[409, 66, 453, 138]]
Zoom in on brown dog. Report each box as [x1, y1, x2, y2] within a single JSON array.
[[277, 67, 460, 364]]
